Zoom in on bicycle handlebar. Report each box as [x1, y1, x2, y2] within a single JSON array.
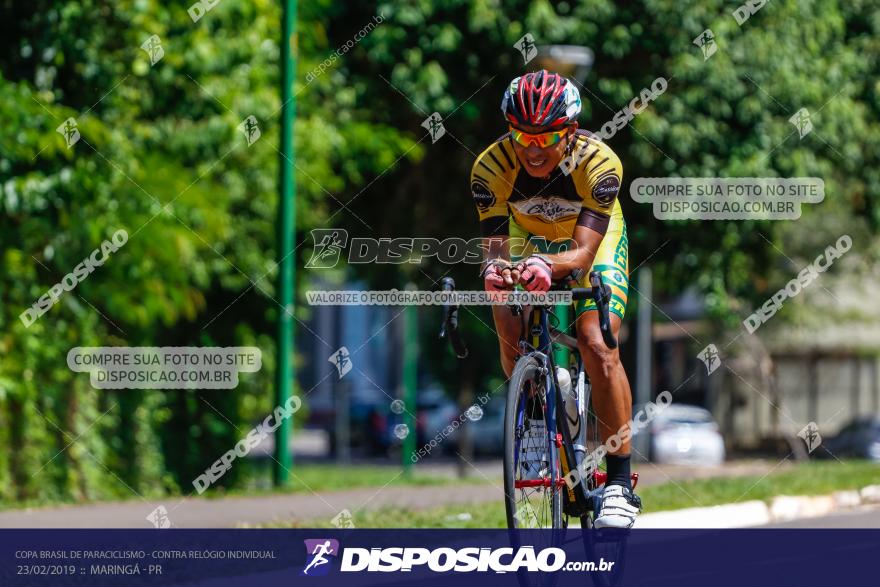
[[438, 270, 617, 357], [439, 277, 469, 358]]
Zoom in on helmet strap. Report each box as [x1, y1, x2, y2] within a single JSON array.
[[564, 127, 577, 155]]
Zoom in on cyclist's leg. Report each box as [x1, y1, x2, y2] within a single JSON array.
[[576, 313, 630, 455], [574, 216, 632, 468], [575, 217, 640, 527], [491, 304, 526, 378]]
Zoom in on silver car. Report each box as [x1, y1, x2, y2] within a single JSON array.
[[648, 404, 726, 465]]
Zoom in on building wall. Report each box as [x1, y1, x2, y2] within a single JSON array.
[[722, 356, 880, 446]]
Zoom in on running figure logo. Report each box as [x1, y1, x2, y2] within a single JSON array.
[[146, 505, 172, 529], [56, 117, 80, 149], [421, 112, 446, 143], [328, 347, 352, 379], [693, 29, 717, 60], [798, 422, 822, 453], [305, 229, 348, 269], [697, 344, 721, 375], [238, 115, 262, 146], [302, 539, 339, 576], [140, 34, 164, 66], [789, 108, 813, 139], [514, 33, 537, 64], [331, 508, 355, 529]]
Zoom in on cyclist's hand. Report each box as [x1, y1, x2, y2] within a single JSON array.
[[516, 255, 552, 292], [482, 260, 514, 290], [482, 261, 517, 304]]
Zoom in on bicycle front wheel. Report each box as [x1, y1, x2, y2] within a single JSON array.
[[503, 354, 563, 531]]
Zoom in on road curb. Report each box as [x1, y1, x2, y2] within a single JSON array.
[[634, 484, 880, 528], [634, 500, 769, 528]]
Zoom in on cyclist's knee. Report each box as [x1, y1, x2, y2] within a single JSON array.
[[579, 330, 620, 379], [492, 305, 522, 344], [500, 353, 515, 379], [492, 306, 525, 378]]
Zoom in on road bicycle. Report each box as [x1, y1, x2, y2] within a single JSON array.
[[440, 271, 636, 587]]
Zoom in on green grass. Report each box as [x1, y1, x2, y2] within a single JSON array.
[[216, 463, 491, 496], [0, 464, 493, 512], [261, 460, 880, 528], [260, 503, 507, 529], [637, 459, 880, 513]]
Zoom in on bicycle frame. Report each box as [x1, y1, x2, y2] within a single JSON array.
[[512, 304, 596, 516], [438, 272, 636, 522], [513, 301, 637, 518]]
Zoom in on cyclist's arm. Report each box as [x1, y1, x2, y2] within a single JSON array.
[[538, 222, 604, 280], [537, 135, 622, 279], [471, 142, 516, 284]]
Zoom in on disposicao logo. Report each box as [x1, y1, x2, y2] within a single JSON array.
[[302, 539, 339, 576]]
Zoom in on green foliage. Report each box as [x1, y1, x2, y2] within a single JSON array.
[[0, 0, 413, 502]]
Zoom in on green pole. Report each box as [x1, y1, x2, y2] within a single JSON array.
[[274, 0, 297, 487], [554, 303, 570, 368], [402, 286, 418, 475]]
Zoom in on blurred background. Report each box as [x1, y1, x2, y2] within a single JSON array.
[[1, 0, 879, 527]]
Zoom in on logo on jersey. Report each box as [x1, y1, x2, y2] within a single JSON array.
[[471, 181, 496, 212], [592, 175, 620, 207], [614, 225, 629, 269], [512, 198, 580, 222], [608, 270, 628, 292]]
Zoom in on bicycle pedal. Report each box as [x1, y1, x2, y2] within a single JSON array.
[[563, 501, 590, 518]]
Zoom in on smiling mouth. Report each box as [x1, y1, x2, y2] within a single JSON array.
[[527, 158, 546, 168]]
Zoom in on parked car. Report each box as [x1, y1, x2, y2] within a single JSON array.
[[464, 396, 506, 456], [641, 404, 726, 465], [418, 387, 462, 444], [314, 400, 389, 457], [819, 417, 880, 461], [315, 385, 461, 457], [379, 387, 460, 454], [393, 393, 507, 458]]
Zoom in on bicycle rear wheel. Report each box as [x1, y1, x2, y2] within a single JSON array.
[[579, 377, 629, 587]]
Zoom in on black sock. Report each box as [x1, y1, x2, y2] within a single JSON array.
[[605, 454, 632, 490]]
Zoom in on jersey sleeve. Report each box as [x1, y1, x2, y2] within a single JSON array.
[[572, 138, 623, 234], [470, 142, 514, 237]]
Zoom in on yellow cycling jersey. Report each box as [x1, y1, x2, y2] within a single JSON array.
[[471, 129, 629, 319], [470, 129, 623, 242]]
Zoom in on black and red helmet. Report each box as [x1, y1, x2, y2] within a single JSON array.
[[501, 70, 582, 129]]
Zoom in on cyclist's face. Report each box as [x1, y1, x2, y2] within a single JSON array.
[[510, 123, 576, 178]]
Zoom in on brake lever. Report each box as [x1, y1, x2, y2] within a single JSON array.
[[440, 277, 468, 358], [589, 271, 618, 349]]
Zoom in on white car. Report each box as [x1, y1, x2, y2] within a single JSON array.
[[648, 404, 726, 465]]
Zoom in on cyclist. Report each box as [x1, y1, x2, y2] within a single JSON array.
[[472, 70, 640, 529]]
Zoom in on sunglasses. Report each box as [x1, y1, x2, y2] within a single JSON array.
[[509, 126, 569, 148]]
